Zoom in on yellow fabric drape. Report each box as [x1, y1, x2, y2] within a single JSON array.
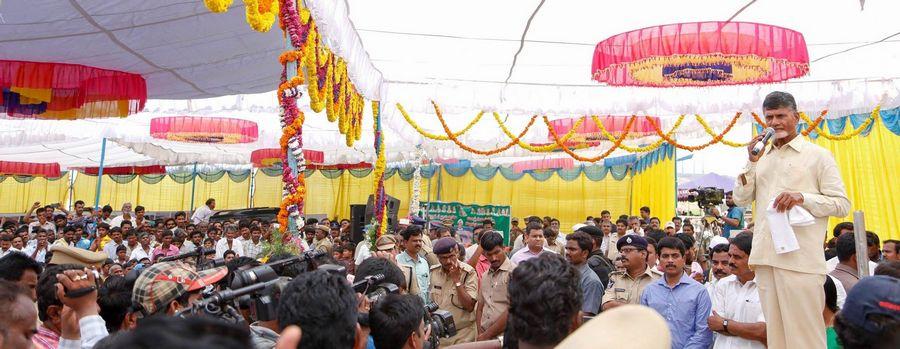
[[630, 155, 676, 224], [72, 174, 249, 211], [809, 119, 899, 241], [266, 168, 632, 231], [0, 174, 70, 214]]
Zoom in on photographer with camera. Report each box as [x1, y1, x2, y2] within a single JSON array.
[[370, 294, 430, 349], [429, 238, 477, 345], [132, 261, 228, 318]]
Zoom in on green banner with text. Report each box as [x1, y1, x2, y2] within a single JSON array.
[[420, 202, 511, 245]]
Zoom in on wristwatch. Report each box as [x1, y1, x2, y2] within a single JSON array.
[[723, 319, 730, 333], [455, 281, 462, 287]]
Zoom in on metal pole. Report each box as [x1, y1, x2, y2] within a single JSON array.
[[67, 170, 76, 211], [249, 168, 257, 208], [189, 163, 198, 211], [853, 211, 869, 277], [436, 164, 443, 202], [93, 138, 107, 210], [673, 145, 678, 219]]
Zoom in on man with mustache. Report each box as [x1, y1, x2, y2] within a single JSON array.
[[708, 232, 767, 349], [733, 91, 850, 348], [641, 236, 713, 349]]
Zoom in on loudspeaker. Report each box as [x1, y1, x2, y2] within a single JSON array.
[[349, 204, 367, 244], [365, 194, 401, 233]]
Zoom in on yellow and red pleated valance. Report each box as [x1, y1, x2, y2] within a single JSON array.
[[0, 60, 146, 119], [250, 148, 325, 167], [0, 161, 61, 177], [548, 115, 660, 142], [150, 116, 258, 144], [592, 22, 809, 87]]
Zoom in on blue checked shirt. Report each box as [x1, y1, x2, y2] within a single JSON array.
[[640, 272, 713, 349]]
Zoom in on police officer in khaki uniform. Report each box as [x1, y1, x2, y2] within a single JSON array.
[[429, 238, 478, 346], [601, 235, 660, 311]]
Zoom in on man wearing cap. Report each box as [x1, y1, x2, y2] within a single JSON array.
[[601, 234, 660, 311], [665, 222, 677, 236], [132, 261, 228, 317], [429, 237, 478, 345], [312, 224, 333, 255], [834, 275, 899, 348]]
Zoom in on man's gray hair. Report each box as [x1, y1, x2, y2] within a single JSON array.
[[763, 91, 798, 111]]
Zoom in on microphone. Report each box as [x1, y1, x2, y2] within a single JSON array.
[[751, 127, 775, 156]]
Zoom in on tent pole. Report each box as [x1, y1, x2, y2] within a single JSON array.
[[189, 163, 198, 210], [249, 168, 257, 208], [673, 145, 678, 218], [93, 138, 107, 210], [67, 170, 76, 211]]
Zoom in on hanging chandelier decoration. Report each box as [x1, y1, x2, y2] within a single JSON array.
[[150, 116, 258, 144], [592, 21, 809, 87], [1, 60, 146, 119]]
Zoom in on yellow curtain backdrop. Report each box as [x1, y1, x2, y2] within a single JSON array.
[[630, 155, 676, 224], [0, 173, 70, 214], [72, 173, 249, 211], [809, 118, 899, 240], [257, 168, 633, 231]]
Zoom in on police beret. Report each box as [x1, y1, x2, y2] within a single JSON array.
[[616, 234, 648, 251], [432, 237, 458, 254]]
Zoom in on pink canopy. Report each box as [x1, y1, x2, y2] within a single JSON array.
[[592, 21, 809, 87], [150, 116, 258, 144]]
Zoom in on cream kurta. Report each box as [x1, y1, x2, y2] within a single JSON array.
[[733, 136, 850, 274]]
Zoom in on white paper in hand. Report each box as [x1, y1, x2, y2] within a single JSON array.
[[766, 199, 800, 254]]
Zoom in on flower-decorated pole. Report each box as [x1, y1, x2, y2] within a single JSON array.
[[372, 101, 388, 236]]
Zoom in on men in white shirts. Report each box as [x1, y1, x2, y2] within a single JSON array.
[[23, 229, 50, 263], [708, 232, 767, 349], [707, 239, 732, 295], [625, 216, 644, 237], [102, 228, 125, 260], [130, 233, 154, 261], [28, 207, 56, 236], [216, 226, 244, 259], [510, 222, 556, 265], [191, 198, 217, 224], [243, 225, 264, 259], [108, 202, 133, 229], [1, 234, 21, 258]]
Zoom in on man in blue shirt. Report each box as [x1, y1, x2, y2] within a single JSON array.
[[397, 225, 433, 304], [641, 236, 713, 349], [719, 192, 744, 238]]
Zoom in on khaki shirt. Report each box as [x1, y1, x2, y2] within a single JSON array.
[[313, 238, 333, 255], [601, 265, 660, 306], [734, 136, 850, 274], [477, 258, 515, 332], [430, 262, 478, 342]]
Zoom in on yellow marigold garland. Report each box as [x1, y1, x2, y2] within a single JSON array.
[[493, 112, 586, 152], [433, 101, 536, 156], [544, 115, 636, 162], [204, 0, 232, 13], [371, 101, 388, 235], [799, 110, 828, 136], [647, 112, 742, 151], [798, 106, 879, 141], [591, 115, 685, 152], [244, 0, 279, 32], [397, 103, 484, 141], [693, 114, 749, 147]]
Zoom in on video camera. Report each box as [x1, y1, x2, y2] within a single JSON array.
[[686, 187, 725, 210], [423, 302, 457, 349], [176, 250, 326, 324], [351, 273, 400, 304]]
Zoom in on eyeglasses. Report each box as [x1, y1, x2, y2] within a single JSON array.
[[619, 247, 644, 254]]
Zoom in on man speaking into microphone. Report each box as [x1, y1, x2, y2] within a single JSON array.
[[733, 91, 850, 349]]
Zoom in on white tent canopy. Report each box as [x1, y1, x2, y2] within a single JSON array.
[[1, 1, 898, 174]]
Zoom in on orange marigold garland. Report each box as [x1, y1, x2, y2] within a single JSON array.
[[433, 101, 537, 156], [647, 112, 742, 151], [544, 115, 636, 162]]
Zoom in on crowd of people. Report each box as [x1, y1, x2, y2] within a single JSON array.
[[0, 195, 898, 349]]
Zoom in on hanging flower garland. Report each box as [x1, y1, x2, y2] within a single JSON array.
[[591, 114, 685, 152], [646, 112, 742, 151], [434, 101, 537, 156], [796, 106, 879, 141], [493, 112, 586, 152], [409, 163, 422, 217], [693, 114, 750, 147], [203, 0, 279, 32], [799, 110, 828, 136], [397, 103, 485, 141], [371, 101, 389, 236], [544, 115, 636, 162]]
